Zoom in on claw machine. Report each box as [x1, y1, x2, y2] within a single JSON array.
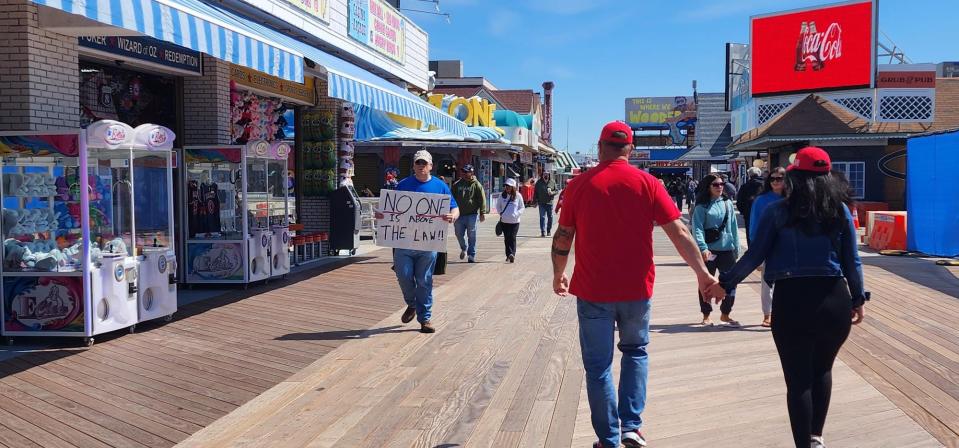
[[181, 140, 290, 285], [0, 123, 161, 345]]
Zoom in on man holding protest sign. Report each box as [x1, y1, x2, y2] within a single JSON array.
[[375, 150, 459, 334]]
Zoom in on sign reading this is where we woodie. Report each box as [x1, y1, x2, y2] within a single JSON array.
[[376, 190, 450, 252]]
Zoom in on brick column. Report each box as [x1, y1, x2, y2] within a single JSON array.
[[0, 0, 79, 131], [182, 54, 232, 145]]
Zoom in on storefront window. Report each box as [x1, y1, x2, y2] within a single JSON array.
[[79, 61, 177, 132]]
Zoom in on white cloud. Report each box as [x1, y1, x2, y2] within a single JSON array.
[[488, 10, 520, 37]]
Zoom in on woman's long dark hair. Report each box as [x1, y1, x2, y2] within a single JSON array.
[[761, 167, 787, 195], [695, 174, 724, 206], [501, 183, 516, 199], [784, 170, 850, 234]]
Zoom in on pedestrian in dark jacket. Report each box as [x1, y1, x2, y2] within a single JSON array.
[[452, 164, 487, 263], [534, 173, 558, 237], [736, 167, 765, 243]]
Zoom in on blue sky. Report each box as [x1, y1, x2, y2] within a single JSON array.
[[412, 0, 956, 154]]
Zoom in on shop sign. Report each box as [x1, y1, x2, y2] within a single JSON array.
[[649, 161, 690, 168], [427, 94, 499, 128], [751, 1, 874, 96], [877, 67, 936, 88], [520, 152, 533, 164], [629, 150, 651, 161], [348, 0, 406, 64], [282, 0, 329, 22], [230, 64, 315, 105], [79, 36, 202, 75], [625, 97, 696, 145]]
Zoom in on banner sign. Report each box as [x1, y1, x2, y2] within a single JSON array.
[[376, 190, 450, 252], [625, 96, 697, 145], [79, 36, 202, 75], [877, 71, 936, 88], [751, 1, 875, 96], [230, 64, 315, 105], [283, 0, 329, 22], [725, 43, 750, 111], [348, 0, 406, 63]]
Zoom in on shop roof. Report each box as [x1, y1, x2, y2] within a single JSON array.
[[491, 90, 540, 114], [729, 94, 935, 150]]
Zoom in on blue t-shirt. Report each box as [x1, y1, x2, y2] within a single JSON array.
[[395, 176, 459, 210]]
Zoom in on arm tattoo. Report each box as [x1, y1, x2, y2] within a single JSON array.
[[551, 245, 570, 256]]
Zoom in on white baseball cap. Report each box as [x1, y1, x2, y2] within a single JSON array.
[[505, 178, 517, 188], [413, 150, 432, 164]]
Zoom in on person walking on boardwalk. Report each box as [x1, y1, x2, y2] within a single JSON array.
[[495, 178, 524, 263], [551, 121, 725, 448], [749, 166, 786, 327], [451, 164, 486, 263], [691, 173, 741, 327], [378, 150, 459, 334], [737, 167, 765, 243], [534, 172, 558, 237], [719, 147, 867, 448]]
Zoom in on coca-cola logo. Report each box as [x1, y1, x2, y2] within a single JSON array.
[[796, 21, 842, 71]]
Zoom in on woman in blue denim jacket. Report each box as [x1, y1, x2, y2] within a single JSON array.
[[719, 147, 866, 448]]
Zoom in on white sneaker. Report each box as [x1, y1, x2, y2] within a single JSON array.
[[810, 436, 826, 448]]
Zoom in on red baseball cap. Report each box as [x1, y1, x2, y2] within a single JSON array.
[[600, 121, 633, 145], [788, 146, 831, 173]]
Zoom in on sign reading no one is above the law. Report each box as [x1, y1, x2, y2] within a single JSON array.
[[376, 190, 450, 252]]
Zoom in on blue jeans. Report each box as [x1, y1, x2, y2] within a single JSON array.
[[454, 214, 479, 258], [539, 204, 554, 234], [393, 249, 438, 323], [577, 298, 651, 447]]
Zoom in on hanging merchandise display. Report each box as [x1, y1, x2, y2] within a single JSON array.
[[0, 121, 177, 345], [338, 103, 356, 187], [299, 109, 338, 196], [181, 140, 291, 285], [229, 81, 292, 145]]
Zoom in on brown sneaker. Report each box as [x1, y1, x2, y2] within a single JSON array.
[[401, 306, 416, 324], [420, 321, 436, 333]]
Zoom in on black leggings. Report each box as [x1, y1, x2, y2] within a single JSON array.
[[772, 277, 852, 448], [501, 222, 519, 257], [698, 250, 737, 315]]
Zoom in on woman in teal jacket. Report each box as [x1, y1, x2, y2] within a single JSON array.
[[691, 174, 740, 327]]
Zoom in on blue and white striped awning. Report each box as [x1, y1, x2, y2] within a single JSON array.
[[31, 0, 304, 82], [214, 9, 469, 138]]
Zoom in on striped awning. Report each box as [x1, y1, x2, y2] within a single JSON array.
[[218, 12, 469, 137], [32, 0, 304, 82]]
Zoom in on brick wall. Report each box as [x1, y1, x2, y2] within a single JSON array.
[[933, 78, 959, 131], [182, 55, 232, 145], [0, 0, 79, 131]]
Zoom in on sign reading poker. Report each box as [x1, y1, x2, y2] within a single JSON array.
[[376, 190, 451, 252]]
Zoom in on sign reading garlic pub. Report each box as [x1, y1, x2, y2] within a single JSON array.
[[348, 0, 406, 64]]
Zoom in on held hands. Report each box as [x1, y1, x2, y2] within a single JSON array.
[[553, 273, 570, 296], [698, 274, 726, 304], [444, 213, 456, 223], [701, 250, 713, 263], [479, 214, 486, 223]]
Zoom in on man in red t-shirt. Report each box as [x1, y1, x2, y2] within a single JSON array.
[[552, 121, 725, 448]]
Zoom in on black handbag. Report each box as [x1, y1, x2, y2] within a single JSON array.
[[704, 200, 731, 244]]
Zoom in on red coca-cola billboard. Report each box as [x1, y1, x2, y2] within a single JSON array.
[[751, 1, 875, 96]]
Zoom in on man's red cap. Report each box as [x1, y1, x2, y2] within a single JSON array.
[[600, 121, 633, 145], [787, 146, 831, 173]]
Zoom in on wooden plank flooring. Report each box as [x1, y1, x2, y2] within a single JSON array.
[[175, 219, 945, 448]]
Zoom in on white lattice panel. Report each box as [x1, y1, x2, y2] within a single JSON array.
[[820, 89, 874, 120], [757, 103, 791, 125], [877, 88, 935, 122]]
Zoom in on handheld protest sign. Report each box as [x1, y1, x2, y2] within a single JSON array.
[[376, 190, 451, 252]]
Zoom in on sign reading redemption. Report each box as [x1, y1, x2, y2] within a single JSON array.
[[751, 1, 875, 96], [348, 0, 406, 64], [230, 64, 316, 105], [78, 36, 202, 75], [376, 190, 450, 252]]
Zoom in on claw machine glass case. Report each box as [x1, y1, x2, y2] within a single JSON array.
[[1, 122, 174, 342], [181, 141, 290, 285]]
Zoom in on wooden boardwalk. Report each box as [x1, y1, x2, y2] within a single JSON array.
[[172, 219, 953, 448]]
